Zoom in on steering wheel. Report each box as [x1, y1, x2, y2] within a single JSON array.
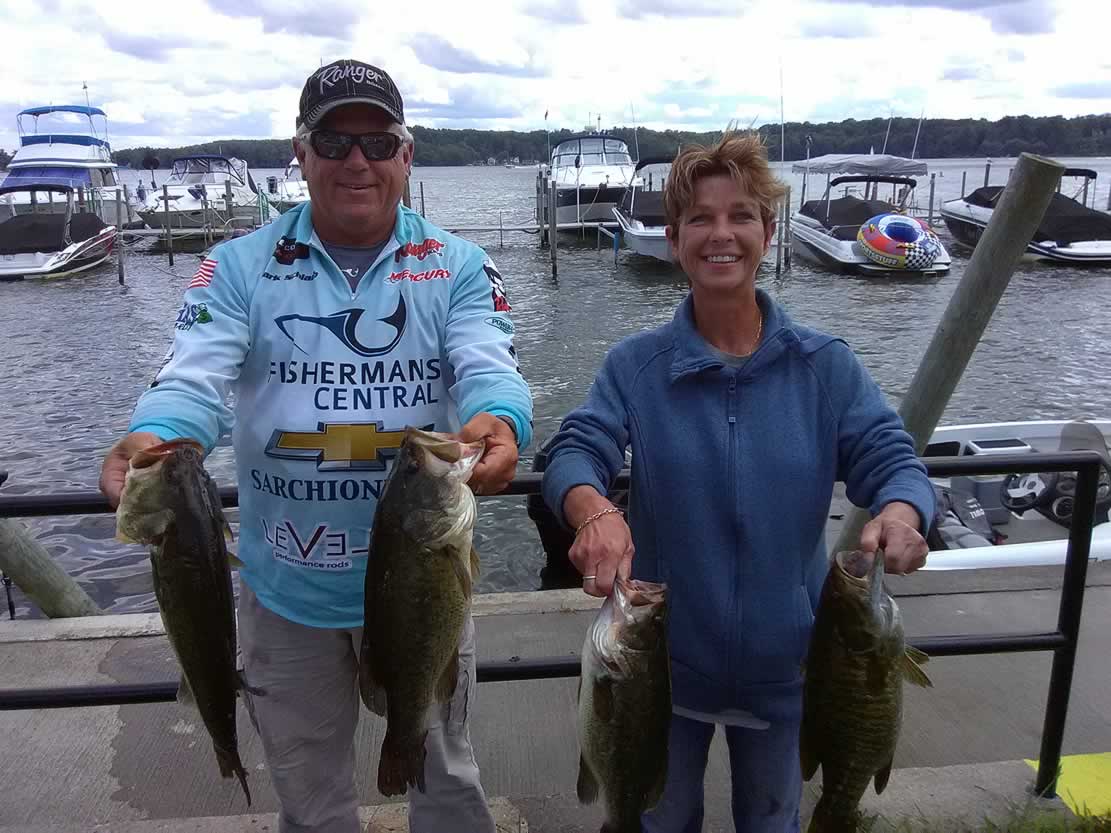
[[1000, 471, 1058, 513]]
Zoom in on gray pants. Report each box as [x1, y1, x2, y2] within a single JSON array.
[[238, 584, 495, 833]]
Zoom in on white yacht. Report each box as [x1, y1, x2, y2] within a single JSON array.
[[612, 157, 672, 262], [0, 183, 117, 281], [940, 168, 1111, 265], [0, 105, 138, 229], [790, 154, 951, 276], [136, 154, 278, 231], [549, 133, 637, 227], [265, 157, 311, 213]]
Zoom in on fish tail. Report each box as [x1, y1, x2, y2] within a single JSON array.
[[215, 744, 251, 807], [807, 796, 858, 833], [377, 728, 427, 797]]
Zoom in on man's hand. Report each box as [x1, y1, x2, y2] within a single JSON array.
[[563, 484, 633, 598], [99, 432, 163, 509], [859, 501, 929, 575], [459, 413, 518, 496]]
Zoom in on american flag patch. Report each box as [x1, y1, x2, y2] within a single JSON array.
[[188, 259, 218, 289]]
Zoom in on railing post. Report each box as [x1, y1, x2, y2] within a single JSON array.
[[928, 173, 936, 227], [162, 184, 174, 267], [961, 170, 967, 198], [1034, 457, 1099, 797], [116, 187, 125, 285]]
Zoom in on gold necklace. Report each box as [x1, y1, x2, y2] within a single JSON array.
[[740, 311, 763, 357]]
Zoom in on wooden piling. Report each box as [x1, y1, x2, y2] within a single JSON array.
[[549, 180, 558, 276], [927, 173, 936, 227], [775, 194, 785, 274], [116, 187, 125, 285], [961, 171, 967, 198], [784, 186, 792, 269], [402, 178, 412, 209], [162, 185, 174, 267], [983, 160, 991, 187], [499, 211, 504, 249], [833, 153, 1065, 554], [224, 180, 234, 235], [0, 519, 102, 618], [419, 181, 426, 217]]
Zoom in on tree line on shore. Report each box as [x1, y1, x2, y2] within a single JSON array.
[[3, 114, 1109, 171]]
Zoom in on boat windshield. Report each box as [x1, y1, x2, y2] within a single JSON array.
[[0, 166, 93, 190], [604, 139, 632, 165], [17, 108, 109, 142], [169, 157, 246, 186]]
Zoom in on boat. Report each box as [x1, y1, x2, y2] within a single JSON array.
[[0, 183, 117, 281], [549, 133, 637, 227], [922, 418, 1111, 569], [612, 156, 672, 262], [0, 105, 139, 229], [939, 168, 1111, 265], [790, 154, 951, 276], [135, 154, 278, 231], [265, 158, 310, 213]]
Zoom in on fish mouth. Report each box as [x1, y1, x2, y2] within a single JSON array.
[[616, 577, 668, 607], [130, 439, 204, 469], [403, 427, 484, 474], [834, 549, 881, 583]]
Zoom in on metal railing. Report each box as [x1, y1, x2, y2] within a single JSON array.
[[0, 451, 1103, 799]]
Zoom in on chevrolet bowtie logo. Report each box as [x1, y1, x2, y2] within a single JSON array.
[[265, 422, 411, 471]]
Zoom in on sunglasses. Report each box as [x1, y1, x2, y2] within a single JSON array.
[[308, 130, 402, 162]]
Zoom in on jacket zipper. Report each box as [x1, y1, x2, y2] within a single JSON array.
[[727, 372, 739, 692]]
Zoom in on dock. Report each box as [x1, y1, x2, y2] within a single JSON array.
[[3, 564, 1110, 832]]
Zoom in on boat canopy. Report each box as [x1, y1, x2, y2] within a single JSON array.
[[168, 155, 248, 186], [18, 105, 107, 117], [800, 196, 900, 240], [963, 186, 1111, 246], [792, 154, 928, 176], [551, 134, 633, 167]]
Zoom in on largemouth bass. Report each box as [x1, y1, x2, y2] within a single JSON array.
[[800, 550, 932, 833], [116, 439, 252, 805], [359, 427, 484, 797], [577, 578, 671, 833]]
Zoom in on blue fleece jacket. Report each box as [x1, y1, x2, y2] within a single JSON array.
[[541, 290, 934, 721]]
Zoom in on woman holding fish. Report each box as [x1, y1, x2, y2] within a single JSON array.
[[542, 133, 934, 832]]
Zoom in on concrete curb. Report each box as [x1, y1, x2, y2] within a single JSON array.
[[0, 590, 602, 643]]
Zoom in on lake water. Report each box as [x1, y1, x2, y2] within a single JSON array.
[[1, 159, 1110, 617]]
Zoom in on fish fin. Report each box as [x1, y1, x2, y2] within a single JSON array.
[[237, 670, 265, 698], [450, 545, 475, 599], [377, 728, 427, 796], [901, 651, 933, 688], [874, 756, 894, 794], [358, 633, 388, 717], [576, 755, 599, 804], [470, 546, 481, 581], [176, 674, 196, 709], [905, 644, 930, 665], [592, 676, 615, 723], [214, 743, 251, 807], [228, 552, 244, 569], [436, 650, 459, 703]]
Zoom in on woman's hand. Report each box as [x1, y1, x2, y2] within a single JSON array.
[[563, 485, 633, 597], [860, 501, 929, 575]]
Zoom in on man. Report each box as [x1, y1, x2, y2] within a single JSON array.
[[100, 59, 532, 833]]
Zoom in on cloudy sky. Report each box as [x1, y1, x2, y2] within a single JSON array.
[[1, 0, 1108, 151]]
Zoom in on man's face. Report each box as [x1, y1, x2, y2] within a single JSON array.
[[294, 104, 413, 245]]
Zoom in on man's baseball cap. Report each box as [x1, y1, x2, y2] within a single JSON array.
[[297, 59, 405, 130]]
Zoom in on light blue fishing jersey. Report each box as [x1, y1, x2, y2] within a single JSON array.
[[130, 203, 533, 627]]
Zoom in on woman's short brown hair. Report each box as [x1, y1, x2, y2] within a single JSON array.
[[664, 131, 787, 231]]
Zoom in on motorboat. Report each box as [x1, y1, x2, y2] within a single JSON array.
[[612, 156, 672, 262], [940, 168, 1111, 265], [135, 154, 279, 231], [922, 419, 1111, 569], [264, 158, 310, 213], [0, 183, 117, 281], [549, 133, 637, 227], [790, 154, 951, 276], [0, 105, 140, 229]]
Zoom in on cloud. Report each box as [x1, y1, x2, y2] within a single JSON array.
[[99, 30, 214, 62], [408, 86, 524, 121], [617, 0, 748, 19], [203, 0, 361, 36], [1051, 81, 1111, 99], [1004, 48, 1025, 61], [797, 17, 879, 38], [813, 0, 1058, 35], [520, 0, 587, 24], [410, 36, 546, 78], [942, 65, 987, 81]]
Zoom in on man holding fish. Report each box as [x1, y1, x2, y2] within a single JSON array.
[[543, 133, 935, 832], [100, 59, 531, 833]]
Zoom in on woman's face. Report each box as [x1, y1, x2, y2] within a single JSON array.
[[667, 174, 775, 295]]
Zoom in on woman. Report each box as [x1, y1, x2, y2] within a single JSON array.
[[540, 133, 934, 832]]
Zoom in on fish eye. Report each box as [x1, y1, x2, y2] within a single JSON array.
[[406, 459, 420, 475]]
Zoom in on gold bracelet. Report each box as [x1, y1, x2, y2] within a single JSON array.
[[575, 506, 623, 535]]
